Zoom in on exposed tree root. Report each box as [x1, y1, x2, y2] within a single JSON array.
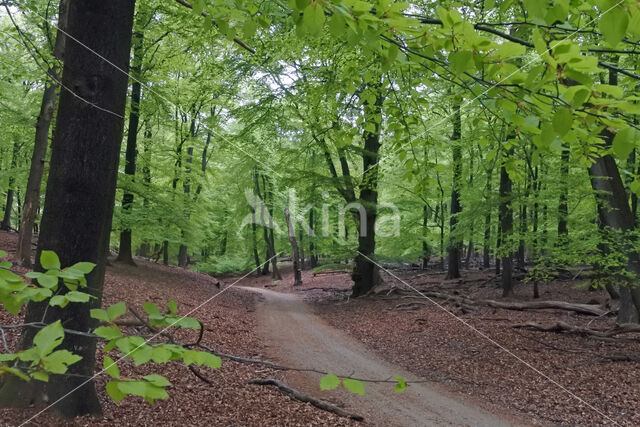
[[248, 378, 364, 421], [483, 300, 610, 316], [512, 321, 640, 338]]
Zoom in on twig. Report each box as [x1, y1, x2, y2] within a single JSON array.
[[248, 378, 364, 421]]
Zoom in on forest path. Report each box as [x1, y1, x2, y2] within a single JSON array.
[[239, 286, 514, 427]]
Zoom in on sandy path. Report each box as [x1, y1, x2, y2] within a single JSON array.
[[240, 286, 515, 426]]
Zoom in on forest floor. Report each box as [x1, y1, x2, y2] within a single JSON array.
[[1, 228, 639, 426], [0, 231, 355, 426], [255, 265, 640, 426]]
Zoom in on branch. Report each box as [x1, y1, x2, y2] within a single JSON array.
[[248, 378, 364, 421], [173, 0, 255, 54]]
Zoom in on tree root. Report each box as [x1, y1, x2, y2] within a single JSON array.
[[483, 300, 610, 316], [512, 321, 640, 338], [248, 378, 364, 421]]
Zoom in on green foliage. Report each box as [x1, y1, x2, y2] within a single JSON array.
[[319, 374, 366, 395]]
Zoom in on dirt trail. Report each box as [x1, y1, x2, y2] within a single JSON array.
[[240, 286, 516, 426]]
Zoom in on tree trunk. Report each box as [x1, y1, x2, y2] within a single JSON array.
[[0, 142, 19, 231], [557, 147, 569, 240], [0, 0, 135, 417], [284, 207, 302, 286], [309, 208, 317, 268], [16, 0, 69, 266], [116, 14, 145, 265], [483, 168, 493, 269], [446, 101, 462, 279], [421, 204, 429, 269], [162, 240, 169, 265], [499, 150, 514, 297], [351, 85, 384, 297]]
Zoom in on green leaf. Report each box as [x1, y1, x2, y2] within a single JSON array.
[[49, 295, 69, 308], [90, 308, 110, 323], [40, 251, 60, 270], [0, 353, 17, 362], [36, 274, 59, 289], [342, 378, 365, 395], [600, 5, 628, 47], [448, 50, 473, 73], [104, 356, 120, 379], [319, 374, 340, 390], [65, 291, 91, 303], [182, 350, 221, 369], [394, 375, 407, 393], [107, 302, 127, 320], [31, 371, 49, 382], [176, 317, 201, 329], [142, 302, 160, 315], [42, 350, 82, 374], [302, 4, 325, 36], [552, 108, 573, 137], [612, 127, 635, 160], [106, 381, 127, 403], [68, 262, 95, 274], [95, 326, 123, 340], [522, 0, 545, 20], [130, 345, 153, 365], [168, 300, 177, 315], [143, 374, 171, 388], [151, 346, 173, 363], [33, 320, 64, 357]]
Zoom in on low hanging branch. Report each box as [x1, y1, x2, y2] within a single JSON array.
[[248, 378, 364, 421]]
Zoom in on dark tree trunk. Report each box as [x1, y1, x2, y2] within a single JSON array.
[[483, 168, 493, 269], [309, 208, 317, 268], [499, 151, 514, 297], [0, 0, 135, 417], [116, 14, 145, 265], [0, 142, 19, 231], [351, 86, 384, 297], [284, 207, 302, 286], [16, 0, 69, 266], [557, 147, 569, 239], [446, 101, 462, 279], [421, 204, 429, 269], [162, 240, 169, 265]]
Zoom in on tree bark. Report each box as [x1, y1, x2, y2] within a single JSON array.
[[284, 207, 302, 286], [557, 147, 569, 239], [16, 0, 69, 266], [483, 168, 493, 269], [0, 142, 19, 231], [351, 85, 384, 297], [0, 0, 135, 417], [116, 13, 145, 265], [446, 101, 462, 279], [499, 150, 514, 297]]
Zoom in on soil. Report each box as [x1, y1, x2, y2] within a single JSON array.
[[242, 286, 517, 426], [2, 228, 639, 426]]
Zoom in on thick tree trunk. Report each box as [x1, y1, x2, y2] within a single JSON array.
[[17, 0, 69, 266], [0, 0, 135, 417], [284, 207, 302, 286], [483, 168, 492, 269], [446, 101, 462, 279], [499, 152, 514, 297], [116, 16, 145, 265], [351, 86, 384, 297]]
